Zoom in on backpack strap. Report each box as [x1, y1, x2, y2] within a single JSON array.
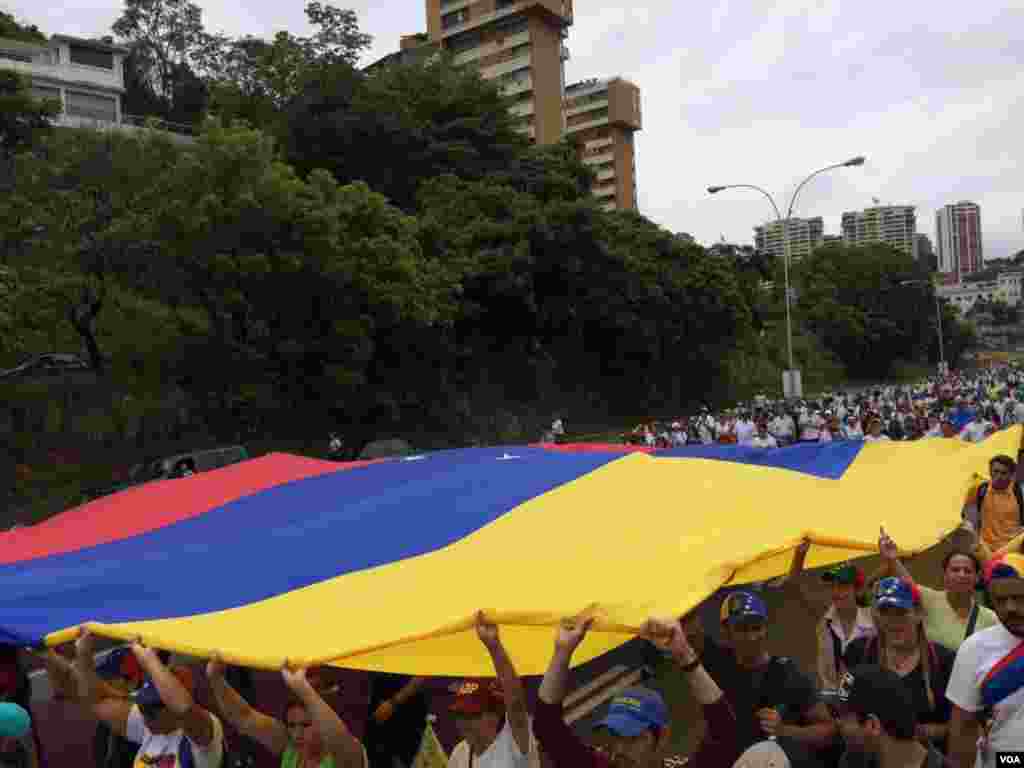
[[179, 736, 195, 768], [1015, 483, 1024, 526], [965, 601, 981, 640]]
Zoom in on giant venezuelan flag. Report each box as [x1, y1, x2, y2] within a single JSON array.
[[0, 429, 1019, 677]]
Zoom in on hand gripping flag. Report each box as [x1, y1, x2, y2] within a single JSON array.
[[0, 428, 1018, 676]]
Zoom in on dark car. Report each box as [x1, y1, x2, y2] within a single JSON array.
[[0, 353, 90, 380], [82, 446, 250, 502]]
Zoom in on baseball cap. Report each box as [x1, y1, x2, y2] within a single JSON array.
[[448, 679, 504, 716], [822, 563, 864, 588], [595, 686, 669, 737], [720, 591, 768, 625], [985, 553, 1024, 584], [873, 577, 920, 611], [96, 647, 145, 686], [835, 665, 917, 736], [132, 666, 195, 712]]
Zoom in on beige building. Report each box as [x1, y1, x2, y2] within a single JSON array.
[[563, 77, 641, 211], [840, 205, 917, 257], [424, 0, 573, 146], [754, 218, 825, 263]]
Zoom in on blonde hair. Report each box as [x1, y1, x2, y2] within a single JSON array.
[[874, 606, 934, 711]]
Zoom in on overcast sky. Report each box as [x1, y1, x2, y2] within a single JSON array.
[[7, 0, 1024, 258]]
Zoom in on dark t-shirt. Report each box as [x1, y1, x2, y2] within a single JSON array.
[[842, 638, 955, 726], [364, 674, 428, 768], [700, 636, 819, 753]]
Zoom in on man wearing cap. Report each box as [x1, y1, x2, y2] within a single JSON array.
[[948, 553, 1024, 768], [701, 591, 836, 768], [446, 612, 537, 768], [534, 615, 737, 768], [836, 665, 953, 768], [69, 631, 224, 768]]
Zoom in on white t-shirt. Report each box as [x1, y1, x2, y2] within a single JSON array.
[[750, 434, 778, 449], [448, 719, 538, 768], [125, 705, 225, 768], [735, 420, 755, 446], [947, 623, 1024, 768]]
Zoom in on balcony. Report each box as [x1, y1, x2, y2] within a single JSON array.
[[53, 113, 194, 143], [440, 0, 572, 39], [0, 54, 124, 91]]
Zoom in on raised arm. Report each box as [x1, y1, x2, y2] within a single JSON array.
[[207, 655, 288, 756], [131, 641, 216, 748], [879, 527, 913, 581], [72, 632, 133, 738], [282, 667, 365, 768], [640, 618, 724, 705], [476, 611, 530, 756]]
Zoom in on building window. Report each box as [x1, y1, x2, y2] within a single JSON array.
[[448, 30, 481, 54], [441, 9, 469, 29], [496, 0, 517, 8], [566, 108, 607, 127], [68, 45, 114, 70], [493, 16, 528, 36], [65, 90, 117, 121], [564, 91, 607, 110]]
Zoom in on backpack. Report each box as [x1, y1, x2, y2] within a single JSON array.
[[975, 481, 1024, 526]]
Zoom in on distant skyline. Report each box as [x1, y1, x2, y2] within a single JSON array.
[[5, 0, 1023, 258]]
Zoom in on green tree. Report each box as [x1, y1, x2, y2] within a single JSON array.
[[111, 0, 221, 124], [204, 3, 371, 131], [285, 55, 528, 211], [121, 120, 454, 429], [0, 70, 58, 157], [0, 11, 46, 43], [790, 242, 930, 378]]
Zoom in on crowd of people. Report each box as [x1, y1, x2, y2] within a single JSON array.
[[4, 367, 1024, 768], [624, 367, 1024, 448]]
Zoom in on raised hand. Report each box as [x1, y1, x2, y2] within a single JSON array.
[[475, 611, 500, 650], [206, 653, 226, 681], [555, 617, 592, 654], [879, 527, 898, 560], [74, 628, 96, 660], [281, 664, 309, 693]]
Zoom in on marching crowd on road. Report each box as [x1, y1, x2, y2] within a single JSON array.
[[622, 367, 1024, 450], [5, 367, 1024, 768]]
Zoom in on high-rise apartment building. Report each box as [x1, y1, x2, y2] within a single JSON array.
[[915, 233, 935, 272], [840, 205, 917, 256], [754, 218, 824, 262], [564, 77, 641, 211], [936, 201, 983, 280], [424, 0, 573, 146]]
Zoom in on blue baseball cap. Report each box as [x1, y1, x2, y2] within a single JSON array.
[[595, 687, 669, 737], [873, 577, 919, 611], [720, 591, 769, 625]]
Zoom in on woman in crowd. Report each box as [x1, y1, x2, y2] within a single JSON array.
[[878, 528, 998, 650], [778, 540, 876, 692], [842, 577, 955, 752], [206, 655, 367, 768]]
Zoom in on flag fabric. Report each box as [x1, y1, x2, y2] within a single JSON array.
[[0, 429, 1018, 676]]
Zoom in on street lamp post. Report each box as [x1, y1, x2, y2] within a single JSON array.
[[901, 279, 946, 374], [708, 156, 865, 399]]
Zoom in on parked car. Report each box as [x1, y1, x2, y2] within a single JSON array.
[[82, 446, 250, 502], [0, 353, 90, 380]]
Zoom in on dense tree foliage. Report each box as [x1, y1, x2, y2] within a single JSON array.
[[0, 11, 45, 43], [3, 0, 979, 505]]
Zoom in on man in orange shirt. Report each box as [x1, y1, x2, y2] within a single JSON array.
[[965, 455, 1024, 554]]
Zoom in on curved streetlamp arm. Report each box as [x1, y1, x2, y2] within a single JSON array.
[[786, 163, 848, 219], [711, 184, 783, 222]]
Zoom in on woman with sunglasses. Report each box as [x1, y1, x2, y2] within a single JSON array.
[[207, 655, 368, 768], [841, 577, 955, 753]]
